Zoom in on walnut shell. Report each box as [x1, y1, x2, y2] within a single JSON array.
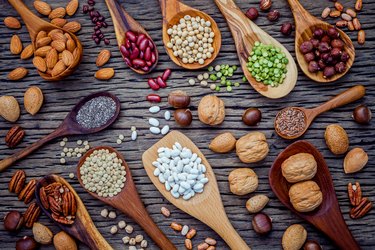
[[236, 132, 269, 163], [198, 95, 225, 125], [281, 153, 317, 183], [289, 180, 323, 212], [344, 147, 368, 174], [209, 132, 236, 153], [228, 168, 258, 195], [324, 124, 349, 155], [282, 224, 307, 250]]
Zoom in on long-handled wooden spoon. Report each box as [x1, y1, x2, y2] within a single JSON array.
[[287, 0, 355, 82], [35, 174, 113, 250], [142, 131, 250, 249], [274, 85, 365, 139], [214, 0, 298, 99], [76, 146, 176, 249], [105, 0, 158, 74], [8, 0, 83, 81], [269, 140, 360, 249], [159, 0, 221, 69], [0, 92, 120, 173]]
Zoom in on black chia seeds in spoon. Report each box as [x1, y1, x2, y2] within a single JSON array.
[[76, 96, 116, 129], [275, 107, 306, 137]]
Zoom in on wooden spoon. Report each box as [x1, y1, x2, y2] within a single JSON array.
[[105, 0, 158, 74], [269, 140, 360, 249], [76, 146, 176, 250], [287, 0, 355, 83], [159, 0, 221, 69], [35, 174, 113, 250], [275, 85, 365, 139], [214, 0, 298, 99], [142, 130, 250, 249], [0, 92, 120, 173], [8, 0, 83, 81]]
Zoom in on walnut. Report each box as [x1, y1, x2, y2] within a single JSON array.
[[289, 180, 323, 212], [281, 153, 317, 183], [228, 168, 258, 195], [236, 132, 269, 163], [198, 95, 225, 125]]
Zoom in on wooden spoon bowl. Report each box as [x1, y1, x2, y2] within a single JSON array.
[[35, 174, 113, 250], [76, 146, 176, 250], [287, 0, 355, 83], [269, 140, 360, 249], [142, 131, 250, 249], [159, 0, 221, 69]]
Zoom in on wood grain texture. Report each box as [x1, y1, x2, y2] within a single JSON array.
[[0, 0, 374, 249]]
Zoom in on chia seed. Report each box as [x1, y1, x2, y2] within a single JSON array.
[[275, 107, 306, 137], [76, 96, 116, 129]]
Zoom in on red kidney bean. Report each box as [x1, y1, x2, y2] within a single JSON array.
[[141, 66, 150, 72], [132, 58, 146, 68], [136, 34, 146, 46], [146, 94, 161, 103], [124, 57, 132, 67], [126, 31, 137, 42], [146, 61, 153, 67], [144, 47, 152, 61], [162, 68, 171, 81], [148, 40, 154, 50], [120, 45, 129, 57], [139, 38, 149, 51], [125, 39, 131, 49], [131, 42, 137, 50], [156, 76, 167, 88], [148, 78, 160, 90], [151, 52, 156, 63], [130, 47, 140, 60], [139, 51, 144, 59]]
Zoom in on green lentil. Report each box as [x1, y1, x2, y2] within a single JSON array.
[[208, 66, 214, 71]]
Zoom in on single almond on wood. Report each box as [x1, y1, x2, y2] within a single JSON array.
[[344, 148, 368, 174], [20, 44, 34, 60], [36, 30, 47, 41], [51, 40, 66, 52], [63, 21, 81, 33], [0, 96, 20, 122], [51, 60, 66, 76], [96, 49, 111, 67], [358, 30, 365, 45], [66, 0, 79, 16], [10, 35, 23, 55], [95, 68, 115, 80], [4, 17, 21, 29], [33, 56, 47, 72], [49, 7, 66, 20], [34, 1, 52, 16], [24, 86, 44, 115], [35, 46, 52, 57], [8, 67, 28, 81], [209, 132, 236, 153], [46, 48, 58, 69], [66, 39, 76, 52], [61, 50, 74, 67], [51, 18, 67, 28], [36, 36, 52, 48]]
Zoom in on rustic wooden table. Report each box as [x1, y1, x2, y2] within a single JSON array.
[[0, 0, 374, 249]]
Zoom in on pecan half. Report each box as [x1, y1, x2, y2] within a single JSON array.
[[18, 179, 37, 204], [23, 202, 41, 228], [348, 182, 362, 206], [5, 125, 25, 148], [350, 197, 373, 219], [51, 213, 74, 225], [48, 195, 62, 215], [9, 170, 26, 194], [39, 187, 49, 209]]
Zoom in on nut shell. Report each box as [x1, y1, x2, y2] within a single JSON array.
[[174, 109, 192, 126], [168, 90, 191, 108], [32, 222, 53, 245], [246, 194, 269, 213], [228, 168, 258, 195], [282, 224, 307, 250], [236, 132, 269, 163], [9, 170, 26, 194], [198, 95, 225, 125], [209, 132, 236, 153], [53, 231, 78, 250], [324, 124, 349, 155], [252, 212, 272, 235], [281, 153, 317, 183], [4, 211, 24, 232], [289, 180, 323, 212], [16, 236, 39, 250], [0, 96, 20, 122], [24, 86, 44, 115], [344, 147, 368, 174]]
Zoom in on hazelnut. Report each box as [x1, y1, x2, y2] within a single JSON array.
[[245, 7, 259, 21], [174, 109, 192, 126], [252, 213, 272, 235], [4, 210, 24, 232], [259, 0, 272, 11], [198, 95, 225, 126], [352, 104, 372, 124], [303, 240, 322, 250], [281, 22, 293, 36], [16, 236, 39, 250], [168, 90, 190, 108], [267, 10, 280, 22], [242, 108, 261, 126]]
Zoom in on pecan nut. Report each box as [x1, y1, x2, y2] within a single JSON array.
[[348, 182, 362, 206], [18, 179, 37, 204], [9, 170, 26, 194], [350, 197, 372, 219], [23, 202, 41, 228], [5, 125, 25, 148], [39, 187, 49, 210]]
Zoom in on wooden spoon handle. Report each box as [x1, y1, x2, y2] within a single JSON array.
[[286, 0, 314, 31], [105, 0, 131, 46], [311, 85, 365, 115]]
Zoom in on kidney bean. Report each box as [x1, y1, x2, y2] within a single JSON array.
[[156, 76, 167, 88], [126, 31, 137, 42], [141, 66, 150, 72], [130, 47, 140, 60], [146, 61, 153, 67], [120, 45, 130, 57], [148, 79, 160, 90], [104, 39, 110, 45], [148, 40, 154, 50], [139, 38, 149, 51], [139, 51, 144, 59], [125, 39, 131, 49], [124, 57, 132, 67], [147, 94, 161, 103], [151, 52, 156, 63], [136, 34, 147, 46], [162, 69, 172, 81], [132, 58, 146, 68], [144, 47, 152, 61]]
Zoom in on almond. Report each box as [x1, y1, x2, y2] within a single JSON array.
[[51, 40, 66, 52], [95, 68, 115, 80], [50, 32, 66, 42], [48, 29, 63, 39], [358, 30, 365, 45], [34, 1, 52, 16], [61, 50, 74, 67], [8, 67, 28, 81], [33, 56, 47, 72], [66, 39, 76, 52], [0, 96, 20, 122], [246, 195, 269, 213], [51, 60, 66, 76], [63, 21, 81, 33], [35, 46, 52, 57], [36, 31, 47, 41], [66, 0, 79, 16], [36, 36, 51, 48], [10, 35, 23, 55], [96, 49, 111, 67], [209, 132, 236, 153], [24, 86, 44, 116], [344, 148, 368, 174], [46, 49, 58, 69], [49, 7, 66, 20], [4, 17, 21, 29], [72, 47, 79, 59], [51, 18, 67, 28], [20, 44, 34, 60]]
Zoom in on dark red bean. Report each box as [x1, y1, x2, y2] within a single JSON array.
[[126, 31, 137, 42], [162, 68, 172, 81], [98, 16, 104, 22], [102, 22, 108, 28], [139, 38, 149, 51], [82, 5, 89, 13], [148, 78, 160, 90], [92, 17, 98, 23], [125, 39, 131, 49], [144, 47, 152, 61], [130, 47, 140, 60], [131, 42, 137, 50], [147, 94, 161, 103], [124, 57, 132, 67], [156, 76, 167, 88], [141, 66, 150, 72], [94, 26, 100, 30], [104, 39, 110, 45], [120, 45, 129, 57], [148, 40, 154, 50], [99, 34, 104, 39], [139, 51, 144, 59], [146, 61, 153, 67], [132, 58, 146, 67], [136, 34, 147, 46], [151, 52, 156, 63], [94, 38, 100, 44]]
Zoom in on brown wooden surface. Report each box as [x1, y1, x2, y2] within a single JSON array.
[[0, 0, 374, 249]]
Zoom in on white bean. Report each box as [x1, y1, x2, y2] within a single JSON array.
[[149, 106, 160, 113], [161, 125, 170, 135], [149, 118, 160, 127], [150, 127, 161, 134], [164, 111, 171, 120]]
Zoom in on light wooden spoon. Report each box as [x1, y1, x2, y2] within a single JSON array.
[[287, 0, 355, 83], [214, 0, 298, 99], [142, 130, 250, 250], [159, 0, 221, 69]]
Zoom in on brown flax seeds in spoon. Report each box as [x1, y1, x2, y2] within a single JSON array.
[[275, 107, 306, 137]]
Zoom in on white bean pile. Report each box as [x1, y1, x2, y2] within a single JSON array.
[[152, 142, 209, 200]]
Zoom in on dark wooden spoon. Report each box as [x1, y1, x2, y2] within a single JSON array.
[[0, 92, 120, 173], [105, 0, 158, 74], [35, 174, 113, 250], [269, 140, 360, 249], [76, 146, 176, 250], [274, 85, 365, 139]]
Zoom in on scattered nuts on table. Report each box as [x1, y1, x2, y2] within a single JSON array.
[[0, 95, 21, 122], [252, 212, 272, 235], [9, 170, 26, 194], [267, 10, 280, 22], [96, 49, 111, 67], [209, 132, 236, 153], [228, 168, 258, 195], [122, 236, 130, 244], [16, 236, 39, 250], [135, 234, 144, 243], [343, 148, 368, 174], [186, 228, 197, 239], [281, 153, 317, 183], [4, 16, 21, 29], [125, 224, 134, 234], [3, 210, 24, 232], [185, 239, 193, 250], [324, 124, 349, 155], [246, 194, 269, 213], [242, 108, 262, 126], [110, 225, 118, 234], [236, 132, 269, 163], [141, 239, 148, 248], [24, 86, 44, 115], [260, 0, 272, 11], [303, 240, 322, 250], [161, 206, 171, 217], [32, 222, 53, 245], [198, 95, 225, 125], [168, 90, 191, 108], [174, 109, 193, 127], [53, 231, 77, 250], [205, 237, 217, 246], [348, 182, 362, 207], [118, 220, 126, 229], [289, 180, 323, 212], [23, 202, 41, 228], [170, 222, 183, 231], [352, 104, 372, 124], [282, 224, 307, 250], [18, 179, 37, 204], [245, 7, 259, 20], [280, 22, 293, 36]]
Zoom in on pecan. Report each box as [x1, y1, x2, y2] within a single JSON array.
[[48, 195, 62, 214], [51, 213, 74, 225], [8, 170, 26, 194], [23, 202, 41, 228], [348, 182, 362, 206], [39, 187, 49, 209], [44, 182, 61, 195], [18, 179, 37, 204], [350, 197, 372, 219], [62, 192, 70, 217], [5, 125, 25, 148]]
